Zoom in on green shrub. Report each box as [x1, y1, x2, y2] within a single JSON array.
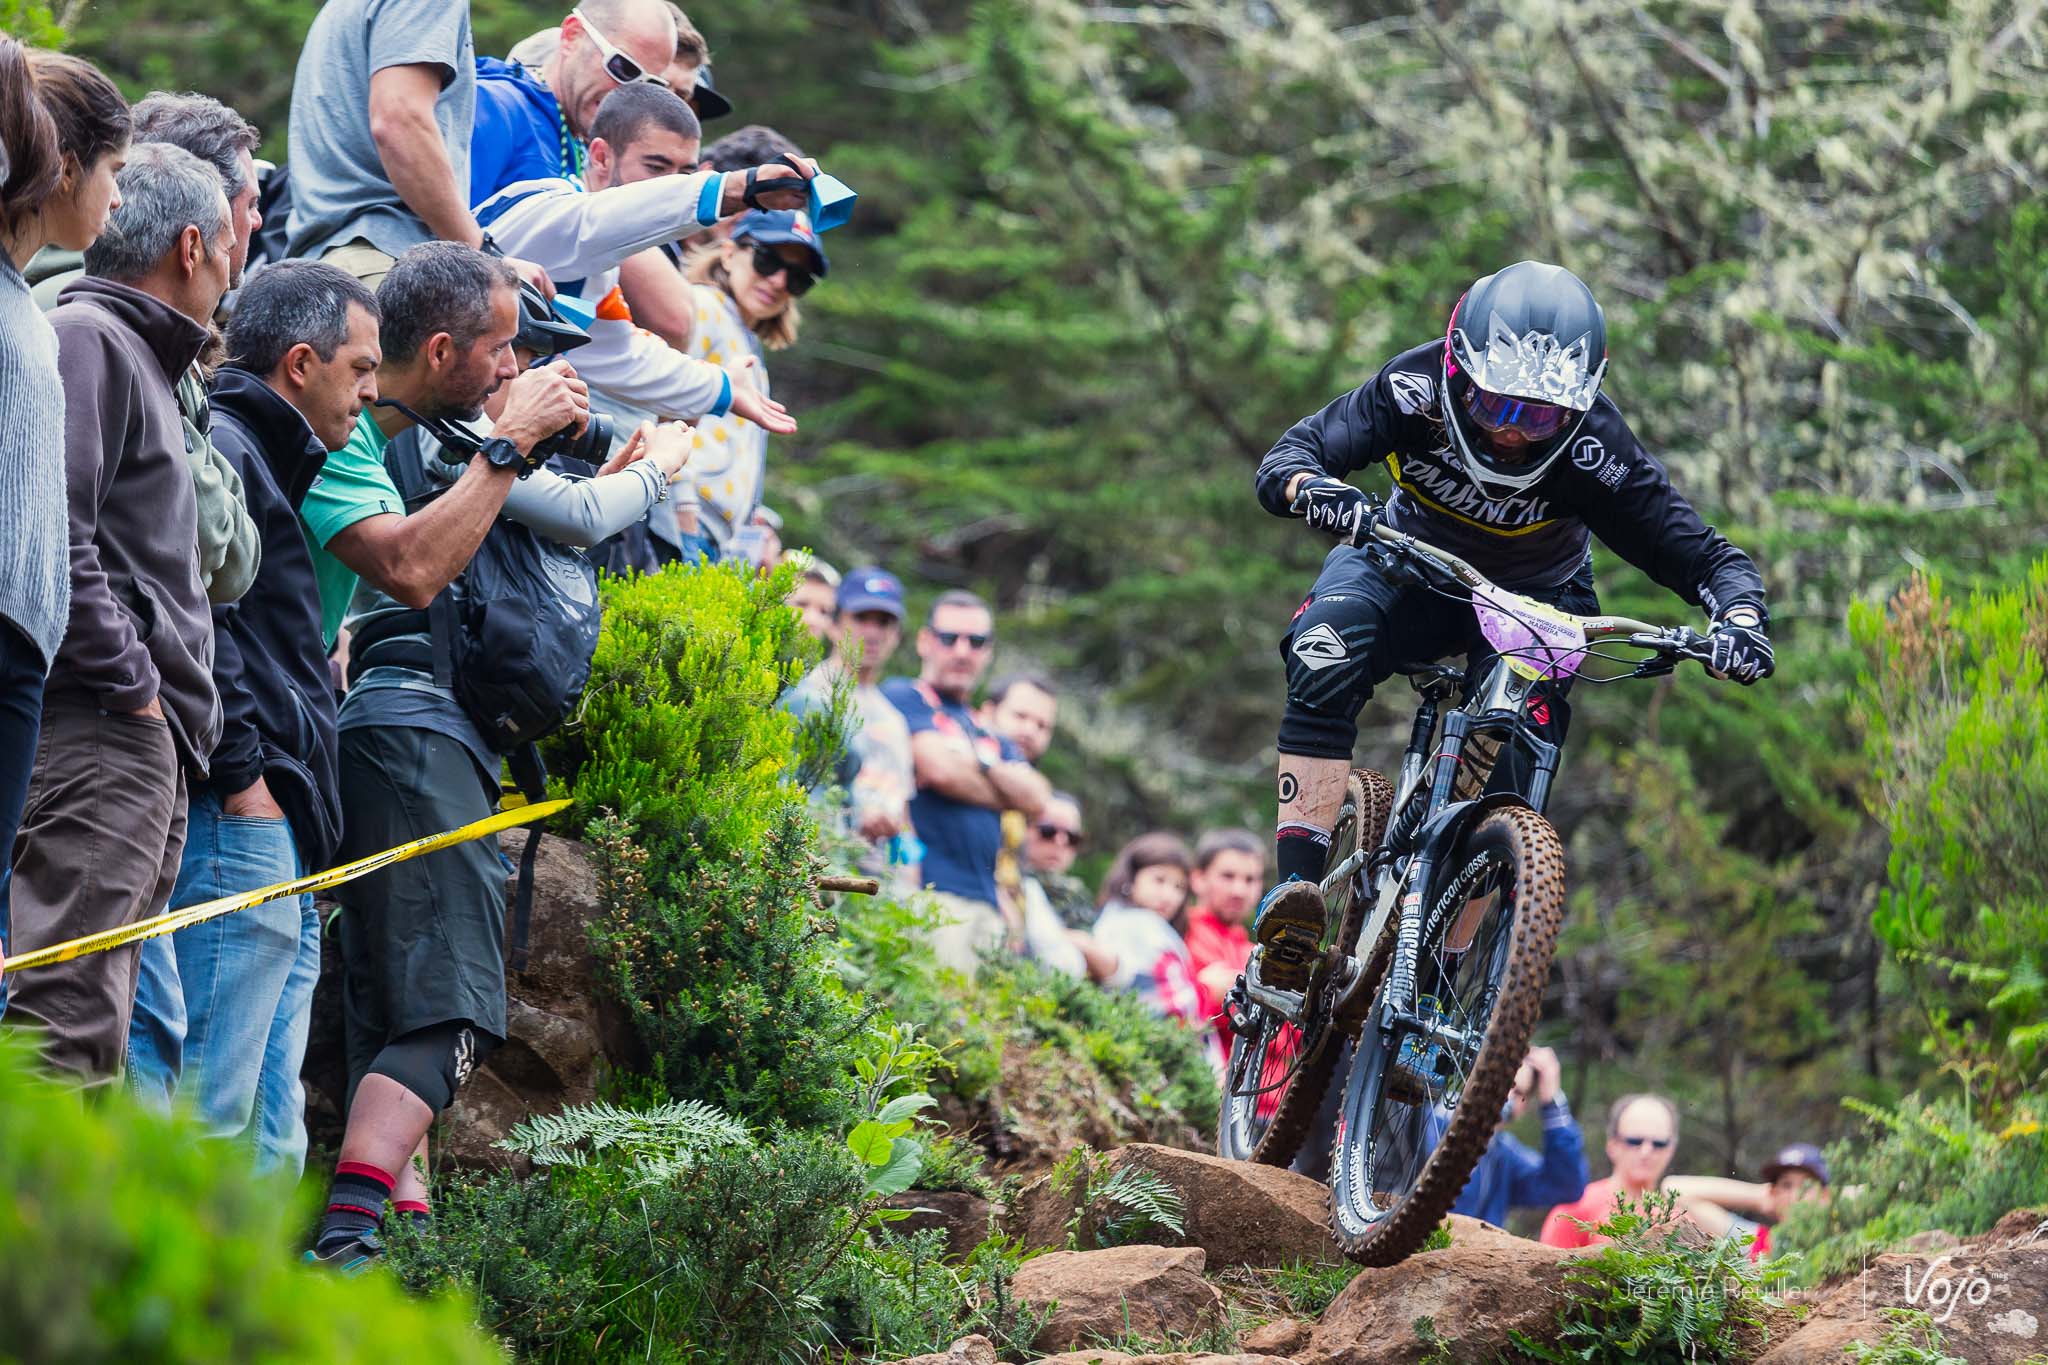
[[553, 563, 862, 1129], [1840, 1310, 1971, 1365], [1776, 1092, 2048, 1283], [813, 1227, 1050, 1361], [979, 956, 1220, 1138], [1047, 1148, 1186, 1249], [389, 1125, 871, 1363], [0, 1038, 495, 1363], [1851, 564, 2048, 1105], [834, 893, 1222, 1143], [547, 560, 832, 862], [1511, 1192, 1790, 1364], [587, 809, 861, 1129]]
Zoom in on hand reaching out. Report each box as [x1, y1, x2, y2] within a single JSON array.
[[726, 357, 796, 434]]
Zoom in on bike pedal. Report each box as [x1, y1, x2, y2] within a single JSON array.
[[1254, 939, 1316, 993]]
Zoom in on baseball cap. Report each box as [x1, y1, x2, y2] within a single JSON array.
[[732, 209, 828, 278], [838, 567, 905, 621], [689, 63, 734, 121], [1761, 1142, 1830, 1186]]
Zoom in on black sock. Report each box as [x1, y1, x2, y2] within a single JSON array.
[[317, 1161, 395, 1250], [1275, 822, 1333, 890]]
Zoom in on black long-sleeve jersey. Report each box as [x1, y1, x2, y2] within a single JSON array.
[[1255, 343, 1768, 621]]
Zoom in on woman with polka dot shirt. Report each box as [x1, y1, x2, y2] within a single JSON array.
[[674, 208, 826, 559]]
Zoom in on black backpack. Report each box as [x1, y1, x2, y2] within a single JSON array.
[[354, 427, 603, 966]]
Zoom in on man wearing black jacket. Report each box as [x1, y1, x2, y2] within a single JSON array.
[[1249, 261, 1775, 989], [126, 262, 381, 1176]]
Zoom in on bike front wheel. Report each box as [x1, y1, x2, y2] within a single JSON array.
[[1328, 803, 1567, 1264], [1219, 769, 1393, 1167]]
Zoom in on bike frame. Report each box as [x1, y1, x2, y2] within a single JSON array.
[[1283, 520, 1695, 1034]]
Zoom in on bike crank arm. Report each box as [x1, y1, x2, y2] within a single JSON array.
[[1243, 948, 1309, 1023]]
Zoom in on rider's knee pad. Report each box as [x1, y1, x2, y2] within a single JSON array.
[[366, 1021, 496, 1114], [1277, 595, 1379, 760]]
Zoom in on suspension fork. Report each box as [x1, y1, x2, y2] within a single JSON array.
[[1383, 699, 1442, 853], [1384, 708, 1471, 1018]]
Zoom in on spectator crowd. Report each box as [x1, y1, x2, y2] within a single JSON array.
[[0, 5, 1828, 1275]]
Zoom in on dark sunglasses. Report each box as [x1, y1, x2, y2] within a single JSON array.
[[1618, 1135, 1674, 1150], [932, 630, 991, 650], [1461, 382, 1572, 441], [749, 243, 818, 297], [1034, 824, 1082, 847]]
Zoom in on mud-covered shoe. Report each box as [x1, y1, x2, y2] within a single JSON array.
[[1253, 877, 1326, 992]]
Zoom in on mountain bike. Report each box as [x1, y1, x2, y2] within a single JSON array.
[[1219, 510, 1717, 1265]]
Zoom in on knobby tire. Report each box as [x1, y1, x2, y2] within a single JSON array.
[[1328, 804, 1568, 1265], [1219, 768, 1394, 1167]]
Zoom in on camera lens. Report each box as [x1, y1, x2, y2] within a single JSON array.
[[532, 411, 615, 468], [571, 411, 613, 464]]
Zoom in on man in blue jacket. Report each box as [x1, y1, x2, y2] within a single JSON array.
[[1451, 1045, 1590, 1229], [126, 262, 382, 1176]]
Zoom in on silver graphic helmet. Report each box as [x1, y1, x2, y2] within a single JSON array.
[[1439, 261, 1608, 497]]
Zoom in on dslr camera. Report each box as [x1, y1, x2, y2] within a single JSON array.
[[511, 280, 613, 466]]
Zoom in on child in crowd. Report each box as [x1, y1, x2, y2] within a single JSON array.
[[1090, 833, 1203, 1030], [1182, 829, 1264, 1051]]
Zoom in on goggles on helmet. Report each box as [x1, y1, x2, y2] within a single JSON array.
[[1459, 382, 1573, 444]]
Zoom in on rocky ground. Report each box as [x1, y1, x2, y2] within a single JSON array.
[[887, 1145, 2048, 1365], [303, 835, 2047, 1364]]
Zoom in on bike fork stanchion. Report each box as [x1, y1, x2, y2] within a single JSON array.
[[1385, 710, 1470, 1016]]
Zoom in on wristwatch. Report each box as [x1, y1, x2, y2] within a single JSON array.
[[478, 435, 536, 478]]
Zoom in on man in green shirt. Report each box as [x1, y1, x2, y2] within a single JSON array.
[[299, 243, 587, 651]]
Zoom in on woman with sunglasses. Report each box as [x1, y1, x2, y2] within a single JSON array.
[[1246, 260, 1778, 994], [678, 208, 827, 558]]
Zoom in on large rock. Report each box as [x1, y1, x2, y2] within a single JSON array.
[[888, 1336, 999, 1365], [1755, 1242, 2048, 1364], [1241, 1319, 1312, 1356], [1007, 1144, 1340, 1269], [304, 830, 631, 1166], [1012, 1246, 1225, 1352], [883, 1190, 995, 1260], [1303, 1221, 1576, 1364]]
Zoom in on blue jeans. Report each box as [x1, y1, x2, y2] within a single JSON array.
[[0, 618, 48, 1019], [127, 791, 311, 1172]]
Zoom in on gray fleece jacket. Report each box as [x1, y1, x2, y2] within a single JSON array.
[[46, 277, 223, 773]]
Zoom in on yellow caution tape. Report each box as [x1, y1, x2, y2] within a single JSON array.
[[5, 798, 573, 974]]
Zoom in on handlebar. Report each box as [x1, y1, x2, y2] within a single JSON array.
[[1352, 505, 1715, 674]]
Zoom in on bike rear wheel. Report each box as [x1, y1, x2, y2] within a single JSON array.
[[1219, 769, 1394, 1166], [1328, 804, 1567, 1264]]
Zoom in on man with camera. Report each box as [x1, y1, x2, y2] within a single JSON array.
[[309, 260, 690, 1273], [299, 243, 588, 664]]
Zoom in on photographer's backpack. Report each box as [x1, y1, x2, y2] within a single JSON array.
[[353, 428, 603, 969]]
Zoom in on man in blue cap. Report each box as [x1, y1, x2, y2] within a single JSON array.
[[1668, 1140, 1832, 1262], [783, 566, 918, 886]]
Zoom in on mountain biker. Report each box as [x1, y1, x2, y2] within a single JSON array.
[[1250, 260, 1773, 991]]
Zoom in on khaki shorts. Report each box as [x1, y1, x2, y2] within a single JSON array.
[[318, 238, 399, 290], [927, 891, 1006, 976]]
